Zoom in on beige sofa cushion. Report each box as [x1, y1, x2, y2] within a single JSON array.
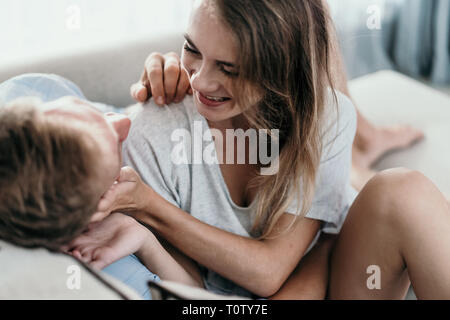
[[0, 240, 141, 300], [0, 34, 185, 109]]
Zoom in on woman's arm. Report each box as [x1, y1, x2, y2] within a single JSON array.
[[97, 168, 321, 297], [132, 187, 321, 298], [269, 233, 337, 300]]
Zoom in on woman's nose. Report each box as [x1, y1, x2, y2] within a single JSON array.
[[105, 113, 131, 142], [190, 65, 220, 93]]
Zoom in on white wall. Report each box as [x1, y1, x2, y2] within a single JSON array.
[[0, 0, 192, 67]]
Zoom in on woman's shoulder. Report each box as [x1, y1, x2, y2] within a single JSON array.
[[126, 95, 198, 144], [122, 96, 197, 203]]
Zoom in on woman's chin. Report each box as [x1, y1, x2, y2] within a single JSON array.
[[195, 101, 229, 122]]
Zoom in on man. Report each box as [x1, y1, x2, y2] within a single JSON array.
[[0, 74, 144, 299]]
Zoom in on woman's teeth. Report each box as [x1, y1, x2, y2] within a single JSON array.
[[206, 95, 229, 102]]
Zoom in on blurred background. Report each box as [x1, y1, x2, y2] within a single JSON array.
[[0, 0, 191, 66], [1, 0, 448, 92], [0, 0, 449, 301], [329, 0, 449, 93]]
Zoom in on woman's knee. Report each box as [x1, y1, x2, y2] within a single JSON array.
[[360, 168, 443, 226]]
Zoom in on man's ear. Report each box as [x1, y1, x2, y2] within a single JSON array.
[[106, 113, 131, 142]]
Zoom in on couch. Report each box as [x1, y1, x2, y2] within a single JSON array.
[[1, 31, 449, 300]]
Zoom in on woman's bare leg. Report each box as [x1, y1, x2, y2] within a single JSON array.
[[328, 168, 450, 299], [350, 164, 377, 192], [352, 113, 424, 170]]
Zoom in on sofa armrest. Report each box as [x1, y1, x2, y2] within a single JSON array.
[[349, 70, 450, 197]]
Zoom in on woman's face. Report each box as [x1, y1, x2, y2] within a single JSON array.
[[181, 0, 243, 125]]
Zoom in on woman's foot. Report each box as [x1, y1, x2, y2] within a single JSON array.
[[352, 124, 425, 169]]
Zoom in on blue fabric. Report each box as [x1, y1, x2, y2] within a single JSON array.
[[393, 0, 450, 84], [0, 73, 121, 112], [329, 0, 449, 84], [431, 0, 450, 84], [103, 255, 160, 300], [329, 0, 396, 79], [0, 73, 86, 104], [0, 73, 160, 300]]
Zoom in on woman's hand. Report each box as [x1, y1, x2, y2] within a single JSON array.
[[63, 213, 152, 270], [90, 166, 155, 223], [130, 52, 192, 106]]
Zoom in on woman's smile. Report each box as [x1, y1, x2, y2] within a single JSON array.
[[196, 90, 232, 108]]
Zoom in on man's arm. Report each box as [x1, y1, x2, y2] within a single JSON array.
[[136, 235, 204, 288], [66, 213, 203, 288]]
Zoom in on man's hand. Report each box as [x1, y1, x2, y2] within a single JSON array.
[[130, 52, 192, 106], [63, 213, 152, 270]]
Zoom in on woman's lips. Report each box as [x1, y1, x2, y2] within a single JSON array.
[[197, 91, 230, 108]]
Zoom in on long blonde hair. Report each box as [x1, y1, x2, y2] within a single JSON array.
[[215, 0, 337, 239]]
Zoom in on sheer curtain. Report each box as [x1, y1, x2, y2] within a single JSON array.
[[0, 0, 192, 67], [328, 0, 449, 84], [327, 0, 406, 79], [393, 0, 450, 84]]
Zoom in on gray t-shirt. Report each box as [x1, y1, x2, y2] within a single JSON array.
[[123, 90, 357, 297]]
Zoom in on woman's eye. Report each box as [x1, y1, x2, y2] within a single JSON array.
[[183, 43, 238, 77], [220, 66, 238, 77], [183, 44, 200, 55]]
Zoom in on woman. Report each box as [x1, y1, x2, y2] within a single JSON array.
[[68, 0, 450, 299], [129, 2, 424, 193]]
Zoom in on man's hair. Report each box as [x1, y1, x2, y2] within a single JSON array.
[[0, 98, 103, 250]]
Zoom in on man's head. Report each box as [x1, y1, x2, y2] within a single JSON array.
[[0, 96, 130, 250]]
